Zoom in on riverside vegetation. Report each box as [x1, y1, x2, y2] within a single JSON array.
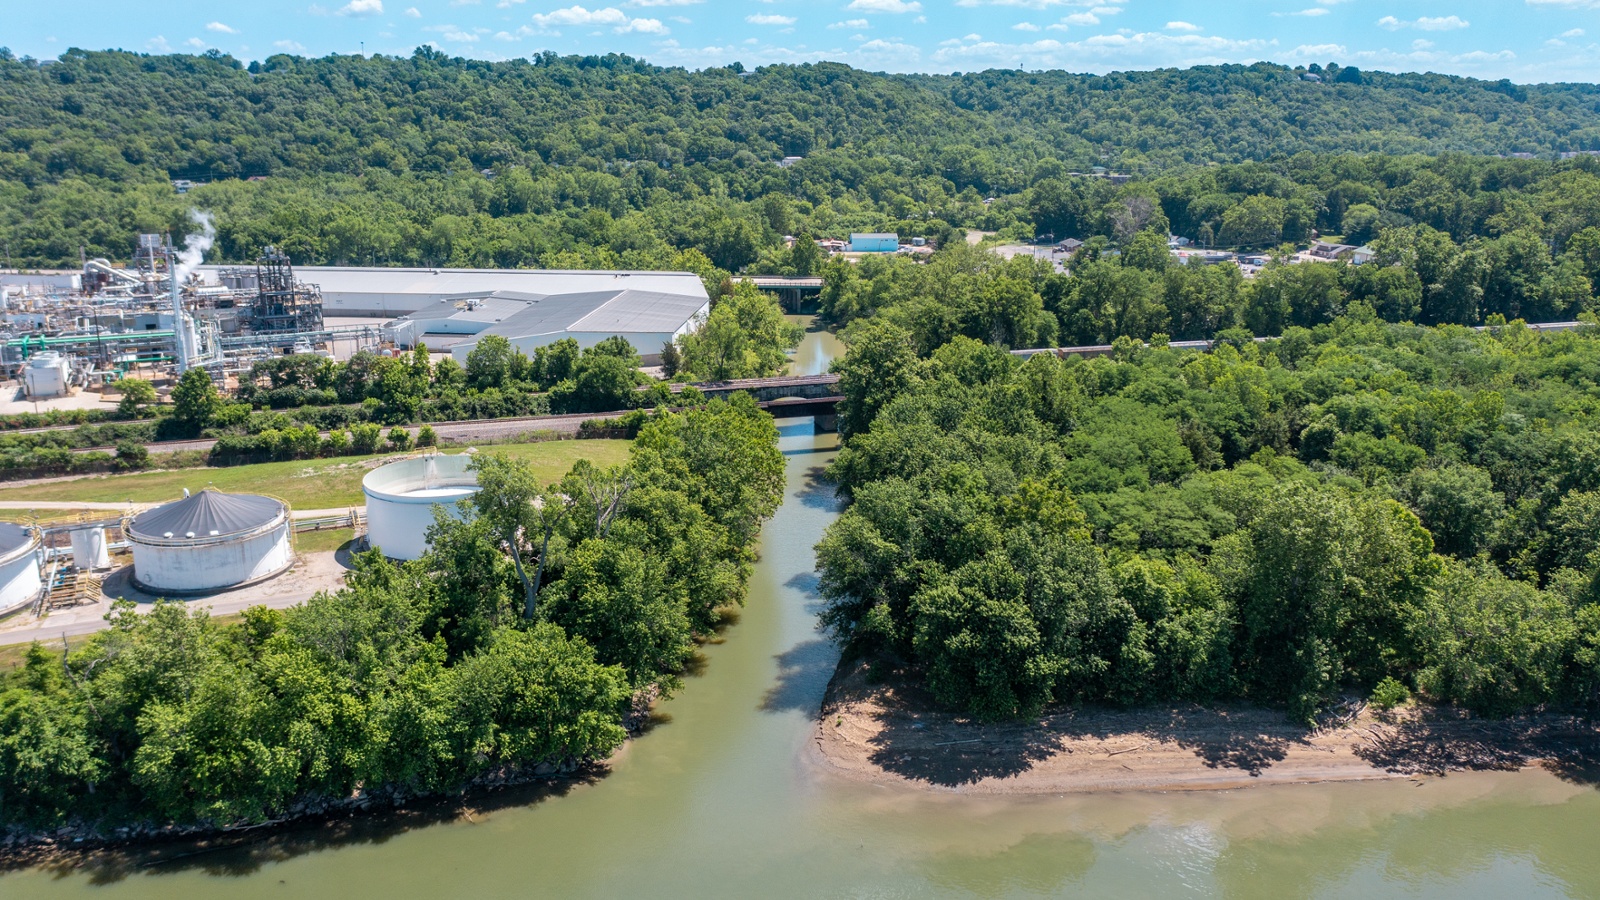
[[0, 394, 783, 838], [817, 315, 1600, 723]]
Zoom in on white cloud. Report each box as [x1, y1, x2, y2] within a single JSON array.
[[405, 5, 421, 14], [205, 22, 238, 34], [1060, 11, 1099, 25], [828, 18, 870, 28], [1013, 21, 1040, 30], [425, 23, 483, 40], [1379, 14, 1469, 31], [1525, 0, 1600, 7], [625, 0, 702, 5], [146, 35, 172, 52], [185, 37, 208, 48], [1165, 21, 1200, 31], [1291, 42, 1347, 57], [954, 0, 1123, 7], [847, 0, 922, 13], [1412, 38, 1434, 49], [1562, 28, 1586, 37], [338, 0, 384, 15], [274, 39, 308, 51], [746, 13, 795, 24], [929, 31, 1270, 70], [1294, 8, 1330, 16], [527, 5, 667, 32]]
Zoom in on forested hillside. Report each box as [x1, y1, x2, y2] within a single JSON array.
[[817, 318, 1600, 722], [3, 48, 1600, 270]]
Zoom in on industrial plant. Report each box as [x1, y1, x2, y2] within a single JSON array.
[[0, 228, 711, 402]]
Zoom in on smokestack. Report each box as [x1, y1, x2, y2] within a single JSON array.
[[167, 236, 188, 375]]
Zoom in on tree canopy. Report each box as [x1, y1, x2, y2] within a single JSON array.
[[818, 318, 1600, 722]]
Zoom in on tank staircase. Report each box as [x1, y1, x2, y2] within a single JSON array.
[[44, 565, 102, 611]]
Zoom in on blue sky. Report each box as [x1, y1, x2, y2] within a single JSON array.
[[9, 1, 1600, 82]]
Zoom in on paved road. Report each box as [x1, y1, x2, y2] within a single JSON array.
[[0, 588, 327, 648], [68, 409, 631, 457], [0, 501, 363, 520]]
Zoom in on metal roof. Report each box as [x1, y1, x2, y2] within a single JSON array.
[[195, 265, 707, 311], [396, 289, 709, 343], [128, 490, 285, 540], [0, 523, 32, 555]]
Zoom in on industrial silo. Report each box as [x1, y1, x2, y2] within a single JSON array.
[[362, 453, 480, 560], [69, 526, 110, 570], [126, 490, 292, 594], [0, 523, 43, 616]]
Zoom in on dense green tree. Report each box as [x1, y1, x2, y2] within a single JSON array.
[[831, 321, 920, 440], [168, 368, 219, 438], [676, 282, 802, 380]]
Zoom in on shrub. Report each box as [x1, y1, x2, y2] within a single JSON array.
[[114, 440, 150, 470], [350, 422, 382, 454], [1369, 676, 1410, 711]]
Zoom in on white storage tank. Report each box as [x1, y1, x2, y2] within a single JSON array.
[[126, 490, 292, 595], [362, 453, 480, 560], [23, 352, 71, 399], [69, 526, 110, 570], [0, 523, 43, 616]]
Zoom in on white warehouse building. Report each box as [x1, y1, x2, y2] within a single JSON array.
[[126, 490, 293, 595], [194, 264, 711, 318], [0, 523, 43, 616], [383, 287, 710, 365], [362, 453, 480, 561]]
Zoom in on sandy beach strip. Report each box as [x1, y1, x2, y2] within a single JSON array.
[[809, 660, 1600, 794]]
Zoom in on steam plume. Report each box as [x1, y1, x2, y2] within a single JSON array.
[[175, 210, 215, 283]]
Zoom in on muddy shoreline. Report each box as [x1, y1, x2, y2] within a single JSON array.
[[809, 659, 1600, 794]]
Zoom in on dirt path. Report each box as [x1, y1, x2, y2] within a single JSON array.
[[810, 659, 1600, 794]]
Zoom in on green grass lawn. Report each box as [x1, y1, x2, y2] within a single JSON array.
[[0, 440, 631, 510], [295, 527, 355, 555]]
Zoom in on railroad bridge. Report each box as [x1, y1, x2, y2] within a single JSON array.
[[671, 373, 841, 430], [738, 275, 824, 312]]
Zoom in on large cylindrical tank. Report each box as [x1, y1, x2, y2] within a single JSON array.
[[0, 523, 42, 616], [69, 526, 110, 570], [126, 490, 292, 595], [362, 453, 480, 560]]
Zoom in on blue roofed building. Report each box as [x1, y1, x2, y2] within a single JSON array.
[[849, 233, 899, 253]]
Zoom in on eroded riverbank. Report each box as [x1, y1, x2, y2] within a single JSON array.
[[811, 657, 1600, 794]]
